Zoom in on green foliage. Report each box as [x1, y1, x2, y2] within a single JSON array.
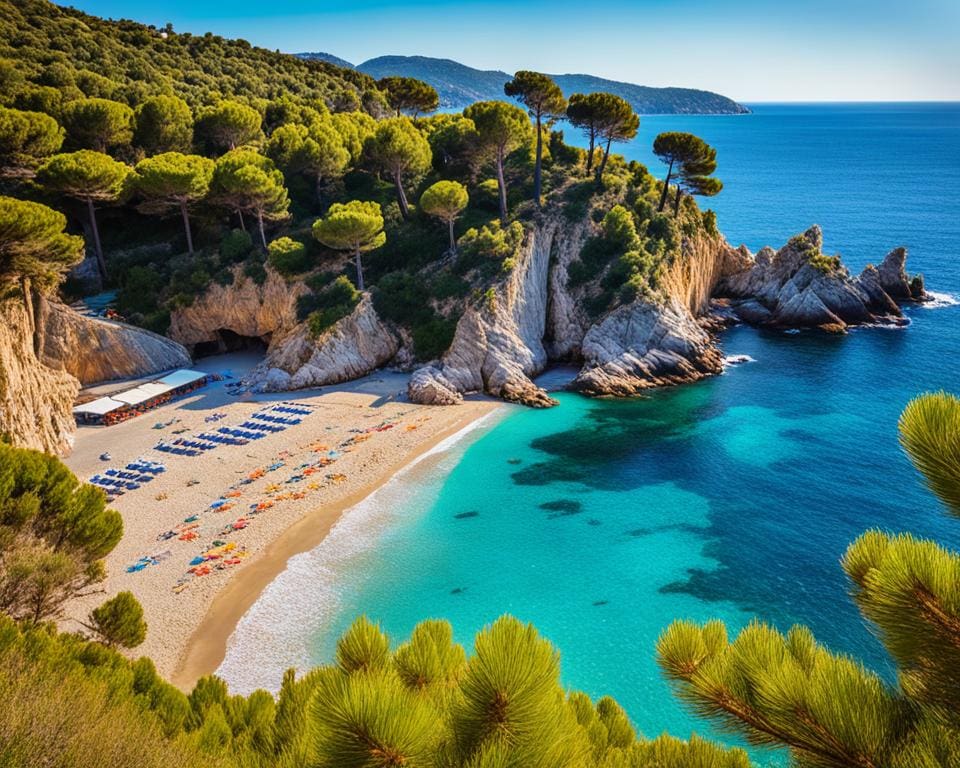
[[658, 391, 960, 767], [0, 443, 122, 622], [306, 275, 361, 336], [456, 219, 524, 277], [195, 100, 262, 154], [88, 591, 147, 648], [0, 106, 63, 175], [419, 180, 469, 223], [377, 76, 439, 117], [265, 118, 349, 201], [37, 150, 131, 203], [134, 95, 193, 154], [60, 97, 134, 153], [313, 200, 386, 255], [899, 391, 960, 515], [365, 116, 432, 217], [0, 195, 84, 293], [373, 270, 458, 360], [220, 228, 254, 263], [421, 113, 478, 178], [210, 149, 290, 247], [267, 236, 310, 276], [133, 152, 214, 211]]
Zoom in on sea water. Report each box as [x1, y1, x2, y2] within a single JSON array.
[[219, 103, 960, 756]]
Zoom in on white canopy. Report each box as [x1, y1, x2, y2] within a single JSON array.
[[113, 385, 161, 406], [73, 397, 126, 416], [156, 369, 207, 388]]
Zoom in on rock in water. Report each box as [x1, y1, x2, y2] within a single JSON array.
[[718, 225, 919, 329], [877, 246, 928, 301], [572, 298, 723, 396]]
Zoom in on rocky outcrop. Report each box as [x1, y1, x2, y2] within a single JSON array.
[[407, 366, 463, 405], [571, 298, 723, 396], [717, 226, 923, 330], [0, 298, 78, 455], [413, 218, 571, 407], [247, 296, 399, 392], [168, 266, 306, 349], [39, 298, 190, 385]]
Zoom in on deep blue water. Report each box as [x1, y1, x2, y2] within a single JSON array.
[[221, 104, 960, 759]]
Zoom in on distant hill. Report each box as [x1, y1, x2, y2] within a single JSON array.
[[299, 54, 749, 115], [297, 51, 356, 70]]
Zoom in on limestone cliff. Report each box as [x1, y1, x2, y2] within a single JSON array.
[[0, 298, 78, 455], [39, 298, 191, 385], [248, 295, 400, 391], [168, 266, 307, 350], [410, 215, 744, 404]]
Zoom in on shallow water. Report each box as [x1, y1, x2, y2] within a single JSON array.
[[220, 104, 960, 756]]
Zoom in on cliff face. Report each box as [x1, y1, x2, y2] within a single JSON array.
[[410, 215, 744, 404], [0, 298, 79, 455], [40, 298, 191, 385], [168, 267, 307, 349], [250, 296, 400, 391]]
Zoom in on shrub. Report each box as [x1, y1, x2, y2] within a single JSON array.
[[242, 259, 267, 285], [411, 316, 458, 361], [307, 276, 361, 337], [266, 236, 311, 276], [456, 220, 524, 276], [219, 228, 253, 263]]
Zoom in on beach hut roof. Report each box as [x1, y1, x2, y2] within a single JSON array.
[[156, 369, 207, 388], [113, 385, 162, 405], [73, 397, 126, 416]]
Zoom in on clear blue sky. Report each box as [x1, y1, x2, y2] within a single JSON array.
[[65, 0, 959, 101]]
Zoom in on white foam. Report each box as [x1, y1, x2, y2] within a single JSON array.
[[723, 354, 756, 366], [918, 291, 959, 309], [214, 408, 504, 694]]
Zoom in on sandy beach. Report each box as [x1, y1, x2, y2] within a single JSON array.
[[61, 352, 499, 688]]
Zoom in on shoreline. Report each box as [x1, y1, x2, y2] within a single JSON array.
[[170, 405, 499, 690], [59, 353, 500, 688]]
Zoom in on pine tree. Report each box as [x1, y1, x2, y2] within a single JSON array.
[[36, 149, 130, 280], [312, 201, 386, 291], [463, 100, 532, 225], [134, 95, 194, 154], [265, 118, 349, 205], [0, 106, 63, 176], [377, 76, 440, 118], [419, 180, 469, 251], [133, 152, 214, 256], [504, 71, 567, 207], [365, 116, 432, 219], [88, 591, 147, 648], [60, 97, 134, 153], [209, 149, 290, 249], [657, 390, 960, 767]]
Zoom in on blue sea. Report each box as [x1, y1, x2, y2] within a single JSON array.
[[219, 104, 960, 760]]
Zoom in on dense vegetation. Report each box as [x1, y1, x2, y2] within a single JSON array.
[[0, 0, 724, 361]]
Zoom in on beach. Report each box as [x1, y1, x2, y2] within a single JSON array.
[[60, 352, 498, 688]]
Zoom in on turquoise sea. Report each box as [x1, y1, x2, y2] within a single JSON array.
[[219, 104, 960, 757]]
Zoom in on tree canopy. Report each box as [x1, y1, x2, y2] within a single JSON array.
[[0, 196, 84, 294], [420, 180, 469, 251], [194, 100, 262, 154], [463, 100, 532, 224], [133, 152, 215, 255], [365, 116, 432, 219], [312, 200, 385, 291], [60, 97, 134, 153], [593, 93, 639, 181], [133, 95, 193, 155], [504, 71, 566, 206], [377, 75, 439, 117], [0, 106, 63, 176], [265, 119, 349, 203], [566, 92, 604, 174], [209, 149, 290, 248], [88, 591, 147, 649], [652, 131, 717, 212], [0, 443, 123, 623], [36, 149, 131, 279]]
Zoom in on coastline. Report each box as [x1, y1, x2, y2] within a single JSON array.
[[171, 404, 499, 690], [59, 353, 500, 689]]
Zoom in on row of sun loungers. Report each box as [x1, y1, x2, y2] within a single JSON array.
[[89, 459, 167, 498]]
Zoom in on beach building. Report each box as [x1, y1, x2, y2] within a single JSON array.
[[73, 369, 212, 426]]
